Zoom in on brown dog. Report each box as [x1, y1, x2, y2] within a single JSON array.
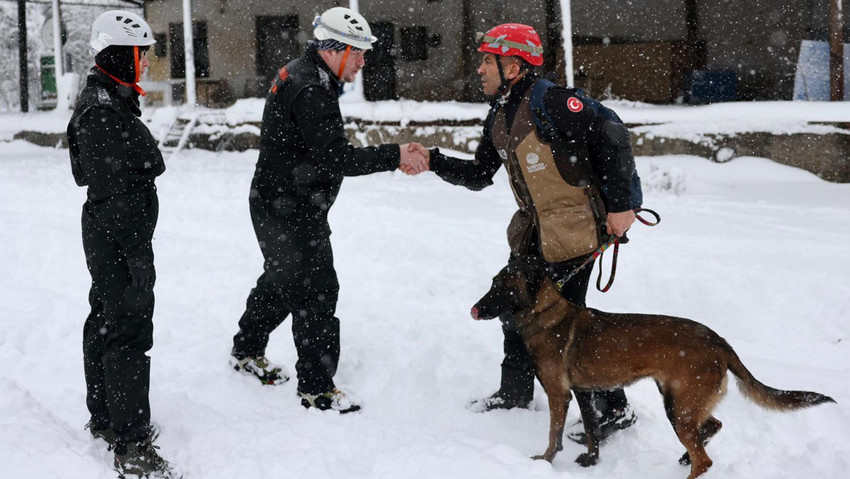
[[470, 255, 835, 479]]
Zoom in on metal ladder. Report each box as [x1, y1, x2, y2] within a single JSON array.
[[159, 113, 198, 159]]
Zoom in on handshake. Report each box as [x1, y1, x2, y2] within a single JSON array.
[[398, 142, 431, 176]]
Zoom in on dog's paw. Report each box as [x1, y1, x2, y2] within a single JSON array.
[[678, 452, 691, 466], [575, 453, 599, 467], [530, 454, 553, 463]]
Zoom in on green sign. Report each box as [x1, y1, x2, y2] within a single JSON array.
[[38, 56, 57, 110]]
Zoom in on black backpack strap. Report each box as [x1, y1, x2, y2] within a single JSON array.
[[529, 78, 559, 143]]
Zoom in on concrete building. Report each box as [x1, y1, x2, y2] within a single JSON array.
[[140, 0, 849, 106]]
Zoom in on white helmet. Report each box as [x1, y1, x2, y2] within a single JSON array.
[[90, 10, 156, 54], [312, 7, 377, 50]]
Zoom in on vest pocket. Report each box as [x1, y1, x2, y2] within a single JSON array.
[[507, 209, 534, 256], [537, 204, 599, 262]]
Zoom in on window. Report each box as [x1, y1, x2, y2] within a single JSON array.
[[256, 16, 300, 78], [169, 21, 210, 79], [400, 26, 428, 62], [154, 33, 167, 58]]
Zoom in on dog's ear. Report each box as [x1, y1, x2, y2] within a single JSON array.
[[517, 255, 547, 294]]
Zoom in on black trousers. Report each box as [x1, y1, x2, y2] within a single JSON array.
[[499, 252, 630, 416], [81, 200, 155, 445], [232, 197, 340, 395]]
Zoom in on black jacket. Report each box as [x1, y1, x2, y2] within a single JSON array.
[[67, 67, 164, 261], [253, 43, 401, 228], [430, 74, 634, 212]]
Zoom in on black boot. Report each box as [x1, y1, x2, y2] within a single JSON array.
[[468, 366, 534, 412], [113, 426, 178, 479], [566, 388, 637, 444]]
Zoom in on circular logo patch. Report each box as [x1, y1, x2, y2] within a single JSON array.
[[567, 97, 584, 112], [498, 149, 508, 160], [526, 153, 539, 165]]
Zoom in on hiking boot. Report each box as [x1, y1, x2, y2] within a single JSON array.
[[86, 421, 117, 449], [566, 405, 637, 445], [231, 356, 289, 385], [467, 392, 532, 413], [299, 389, 361, 414], [113, 433, 179, 479], [468, 365, 535, 413], [87, 422, 162, 451]]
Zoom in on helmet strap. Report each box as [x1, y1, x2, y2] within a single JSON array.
[[96, 61, 147, 96], [337, 45, 352, 80], [133, 46, 141, 84], [495, 56, 509, 97]]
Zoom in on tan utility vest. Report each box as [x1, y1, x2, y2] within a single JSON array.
[[490, 85, 606, 262]]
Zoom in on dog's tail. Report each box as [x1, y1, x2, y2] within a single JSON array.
[[724, 341, 836, 411]]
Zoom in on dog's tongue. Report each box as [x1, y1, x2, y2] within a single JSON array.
[[470, 307, 479, 320]]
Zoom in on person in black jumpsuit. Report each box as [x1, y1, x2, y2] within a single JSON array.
[[231, 7, 428, 413], [67, 9, 177, 477]]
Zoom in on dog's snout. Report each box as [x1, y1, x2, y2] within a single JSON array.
[[470, 306, 479, 320]]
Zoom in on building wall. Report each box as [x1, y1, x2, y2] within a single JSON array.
[[571, 0, 849, 101], [143, 0, 559, 103], [142, 0, 850, 104], [360, 0, 466, 101], [698, 0, 809, 100], [144, 0, 342, 102], [572, 0, 687, 41]]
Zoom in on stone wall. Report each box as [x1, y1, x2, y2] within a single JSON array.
[[630, 129, 850, 182], [13, 121, 850, 182]]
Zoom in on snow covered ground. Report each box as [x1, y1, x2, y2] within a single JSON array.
[[1, 140, 849, 479]]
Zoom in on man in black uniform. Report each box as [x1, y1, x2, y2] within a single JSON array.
[[230, 6, 428, 413], [421, 24, 642, 443], [67, 10, 178, 479]]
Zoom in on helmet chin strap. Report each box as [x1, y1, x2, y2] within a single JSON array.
[[134, 45, 141, 84], [496, 56, 526, 103], [95, 46, 147, 96], [337, 45, 352, 80], [495, 56, 510, 97]]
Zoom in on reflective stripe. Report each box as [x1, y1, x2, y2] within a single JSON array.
[[481, 35, 543, 56]]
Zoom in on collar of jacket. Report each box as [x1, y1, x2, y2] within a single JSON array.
[[305, 42, 342, 95], [87, 66, 142, 117], [491, 72, 538, 130], [501, 72, 538, 106]]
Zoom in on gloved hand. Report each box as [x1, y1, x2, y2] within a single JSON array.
[[127, 255, 156, 292]]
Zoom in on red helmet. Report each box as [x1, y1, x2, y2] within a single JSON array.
[[477, 23, 544, 66]]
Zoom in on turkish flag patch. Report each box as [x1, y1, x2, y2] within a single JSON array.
[[567, 97, 584, 112]]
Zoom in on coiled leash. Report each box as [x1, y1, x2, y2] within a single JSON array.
[[555, 207, 661, 293]]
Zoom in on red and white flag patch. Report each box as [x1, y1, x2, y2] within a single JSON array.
[[567, 97, 584, 112]]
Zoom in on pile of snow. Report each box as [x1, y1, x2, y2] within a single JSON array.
[[4, 98, 850, 145], [1, 141, 848, 478]]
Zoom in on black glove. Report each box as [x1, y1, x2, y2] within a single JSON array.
[[127, 255, 156, 292]]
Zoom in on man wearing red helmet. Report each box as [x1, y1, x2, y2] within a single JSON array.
[[423, 23, 642, 443]]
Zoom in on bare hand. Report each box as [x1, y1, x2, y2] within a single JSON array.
[[606, 210, 636, 237], [399, 143, 430, 176]]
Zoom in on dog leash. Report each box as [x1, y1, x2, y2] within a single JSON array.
[[555, 207, 661, 293]]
